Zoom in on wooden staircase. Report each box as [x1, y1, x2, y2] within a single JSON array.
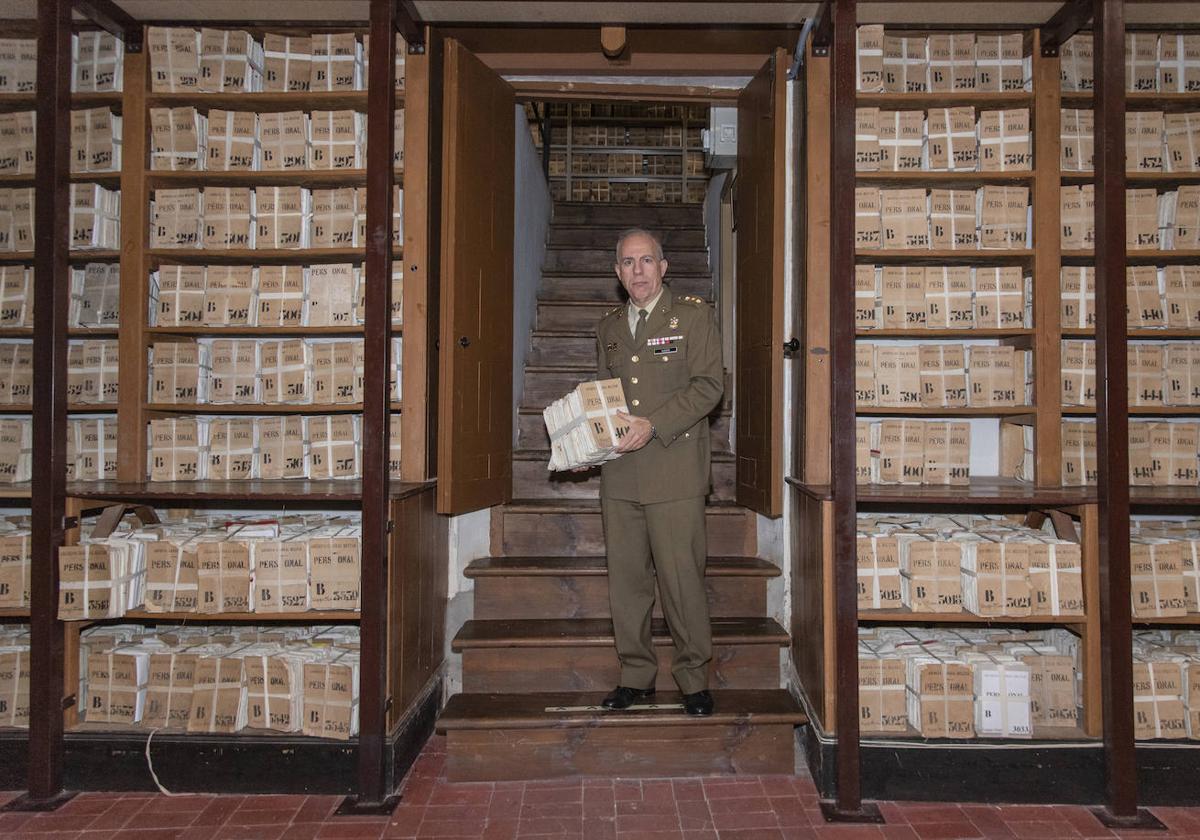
[[437, 202, 805, 781]]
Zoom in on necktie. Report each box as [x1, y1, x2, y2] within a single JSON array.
[[633, 308, 649, 346]]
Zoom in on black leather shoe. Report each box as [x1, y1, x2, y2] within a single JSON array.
[[600, 685, 655, 710], [683, 690, 714, 717]]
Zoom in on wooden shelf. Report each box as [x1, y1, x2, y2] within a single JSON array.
[[861, 724, 1095, 743], [1062, 171, 1200, 186], [145, 169, 405, 189], [1063, 250, 1200, 264], [547, 115, 704, 126], [788, 477, 1096, 506], [859, 609, 1084, 625], [0, 405, 117, 414], [1062, 91, 1200, 111], [71, 92, 123, 110], [145, 403, 364, 414], [856, 405, 1035, 416], [146, 247, 369, 265], [856, 91, 1034, 109], [1130, 487, 1200, 507], [67, 478, 429, 503], [553, 175, 693, 183], [1063, 328, 1200, 339], [146, 325, 381, 337], [857, 249, 1034, 265], [1132, 614, 1200, 625], [557, 145, 692, 155], [0, 609, 30, 620], [0, 484, 30, 499], [0, 251, 120, 264], [858, 328, 1034, 339], [145, 91, 378, 112], [0, 94, 36, 112], [118, 609, 359, 622], [855, 171, 1034, 186]]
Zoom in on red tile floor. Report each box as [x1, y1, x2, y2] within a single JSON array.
[[2, 736, 1199, 839]]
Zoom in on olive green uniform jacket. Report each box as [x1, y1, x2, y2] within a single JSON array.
[[596, 286, 724, 503]]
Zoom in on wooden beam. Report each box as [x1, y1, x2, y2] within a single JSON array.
[[397, 0, 424, 50], [600, 25, 627, 58], [511, 80, 739, 103], [810, 1, 832, 56], [71, 0, 143, 51], [29, 0, 73, 803], [1040, 0, 1093, 56]]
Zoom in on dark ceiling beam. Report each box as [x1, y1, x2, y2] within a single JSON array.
[[1040, 0, 1094, 56], [810, 1, 832, 57], [396, 0, 425, 51], [71, 0, 142, 52]]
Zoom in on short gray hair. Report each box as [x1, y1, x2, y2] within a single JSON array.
[[614, 228, 664, 263]]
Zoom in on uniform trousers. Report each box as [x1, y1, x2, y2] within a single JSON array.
[[600, 494, 711, 695]]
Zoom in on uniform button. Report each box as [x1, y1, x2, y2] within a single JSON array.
[[631, 355, 639, 363], [661, 356, 669, 362], [631, 377, 638, 385], [685, 432, 691, 438], [632, 399, 640, 407]]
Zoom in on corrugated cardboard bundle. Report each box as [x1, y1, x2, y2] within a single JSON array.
[[900, 534, 962, 612], [879, 266, 925, 328], [394, 112, 405, 170], [856, 25, 885, 92], [871, 344, 919, 407], [967, 345, 1020, 407], [855, 187, 882, 247], [1060, 109, 1094, 172], [149, 341, 208, 404], [1170, 185, 1200, 248], [72, 31, 123, 92], [0, 111, 34, 176], [198, 28, 264, 93], [1060, 339, 1097, 407], [148, 417, 201, 481], [263, 34, 312, 92], [188, 655, 247, 734], [1159, 35, 1200, 93], [1061, 34, 1094, 91], [197, 539, 253, 614], [883, 35, 929, 94], [961, 652, 1032, 738], [545, 378, 633, 471], [0, 341, 31, 405], [1133, 657, 1188, 739], [855, 265, 881, 328], [878, 110, 924, 171], [926, 107, 977, 171], [1127, 111, 1166, 172], [1165, 113, 1200, 173], [927, 33, 976, 92], [257, 266, 307, 326], [855, 107, 881, 171], [1026, 538, 1085, 617], [1127, 188, 1161, 249], [70, 184, 119, 250], [67, 418, 117, 481], [202, 187, 256, 249], [978, 184, 1030, 249], [929, 189, 977, 249], [1059, 184, 1094, 250], [0, 188, 31, 252], [260, 339, 311, 403], [207, 109, 259, 171], [973, 267, 1026, 327], [143, 651, 197, 729], [958, 536, 1031, 617], [302, 653, 359, 740], [918, 344, 967, 408], [151, 188, 202, 248], [143, 538, 200, 613], [0, 418, 29, 484], [67, 338, 118, 404], [1164, 345, 1200, 407], [258, 416, 307, 479], [154, 265, 206, 326], [999, 420, 1035, 482], [260, 111, 310, 170], [1060, 420, 1098, 486], [310, 339, 363, 404], [310, 33, 363, 92], [924, 267, 974, 329], [1132, 539, 1188, 619], [148, 27, 201, 92], [311, 110, 364, 170], [1129, 344, 1166, 407], [204, 266, 256, 326], [1127, 266, 1167, 328], [310, 187, 358, 247], [253, 538, 309, 613], [307, 414, 362, 479], [0, 528, 29, 609], [876, 419, 925, 485], [855, 420, 875, 483], [857, 534, 902, 610], [0, 645, 30, 728], [307, 263, 358, 325], [70, 107, 121, 174], [1126, 33, 1160, 92], [256, 186, 311, 250], [859, 654, 907, 733], [1060, 266, 1095, 329], [975, 33, 1028, 92], [906, 654, 975, 737], [0, 39, 36, 94], [923, 420, 970, 485], [881, 188, 930, 249], [206, 417, 256, 480], [150, 106, 206, 171], [71, 263, 119, 328], [58, 539, 147, 620], [309, 529, 362, 611], [244, 649, 303, 731], [85, 648, 150, 725], [978, 109, 1031, 172]]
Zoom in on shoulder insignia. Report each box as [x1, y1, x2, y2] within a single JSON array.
[[603, 305, 623, 318], [680, 295, 706, 305]]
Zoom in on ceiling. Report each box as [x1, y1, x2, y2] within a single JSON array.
[[0, 0, 1196, 26]]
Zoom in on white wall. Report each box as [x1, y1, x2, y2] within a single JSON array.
[[512, 103, 553, 436]]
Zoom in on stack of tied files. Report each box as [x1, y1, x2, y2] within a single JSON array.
[[544, 378, 632, 471]]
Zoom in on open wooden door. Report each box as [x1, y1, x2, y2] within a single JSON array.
[[735, 48, 788, 517], [437, 39, 516, 514]]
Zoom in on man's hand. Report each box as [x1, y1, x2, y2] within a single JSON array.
[[615, 412, 653, 453]]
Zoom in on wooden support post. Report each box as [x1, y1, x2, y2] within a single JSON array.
[[820, 0, 880, 824], [1088, 0, 1162, 830], [23, 0, 74, 809], [340, 0, 402, 815]]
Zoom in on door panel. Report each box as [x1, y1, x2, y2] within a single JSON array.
[[735, 48, 788, 517], [437, 39, 515, 514]]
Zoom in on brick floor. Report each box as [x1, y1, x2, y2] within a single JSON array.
[[1, 737, 1199, 839]]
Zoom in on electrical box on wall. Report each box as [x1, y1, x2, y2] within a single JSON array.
[[702, 106, 737, 170]]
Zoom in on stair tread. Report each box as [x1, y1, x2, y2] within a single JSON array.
[[513, 447, 733, 463], [438, 689, 806, 730], [524, 363, 597, 373], [501, 498, 747, 514], [532, 329, 600, 338], [519, 404, 731, 416], [453, 617, 789, 651], [465, 555, 779, 578]]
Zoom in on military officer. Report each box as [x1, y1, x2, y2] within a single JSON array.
[[594, 228, 724, 716]]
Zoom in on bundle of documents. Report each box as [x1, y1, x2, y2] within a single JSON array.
[[544, 378, 631, 471]]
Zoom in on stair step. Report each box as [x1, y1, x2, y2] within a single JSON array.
[[521, 365, 595, 406], [491, 500, 757, 557], [454, 617, 788, 694], [549, 226, 706, 249], [437, 689, 805, 781], [511, 448, 734, 501], [527, 330, 596, 366], [553, 202, 706, 228], [536, 300, 620, 331], [545, 247, 710, 274], [517, 406, 731, 452], [538, 274, 714, 302]]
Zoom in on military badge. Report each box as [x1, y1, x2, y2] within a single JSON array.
[[606, 341, 618, 351], [669, 316, 680, 329]]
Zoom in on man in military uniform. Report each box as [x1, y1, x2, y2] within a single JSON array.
[[594, 228, 724, 716]]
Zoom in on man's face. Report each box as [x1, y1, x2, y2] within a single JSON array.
[[614, 233, 668, 308]]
